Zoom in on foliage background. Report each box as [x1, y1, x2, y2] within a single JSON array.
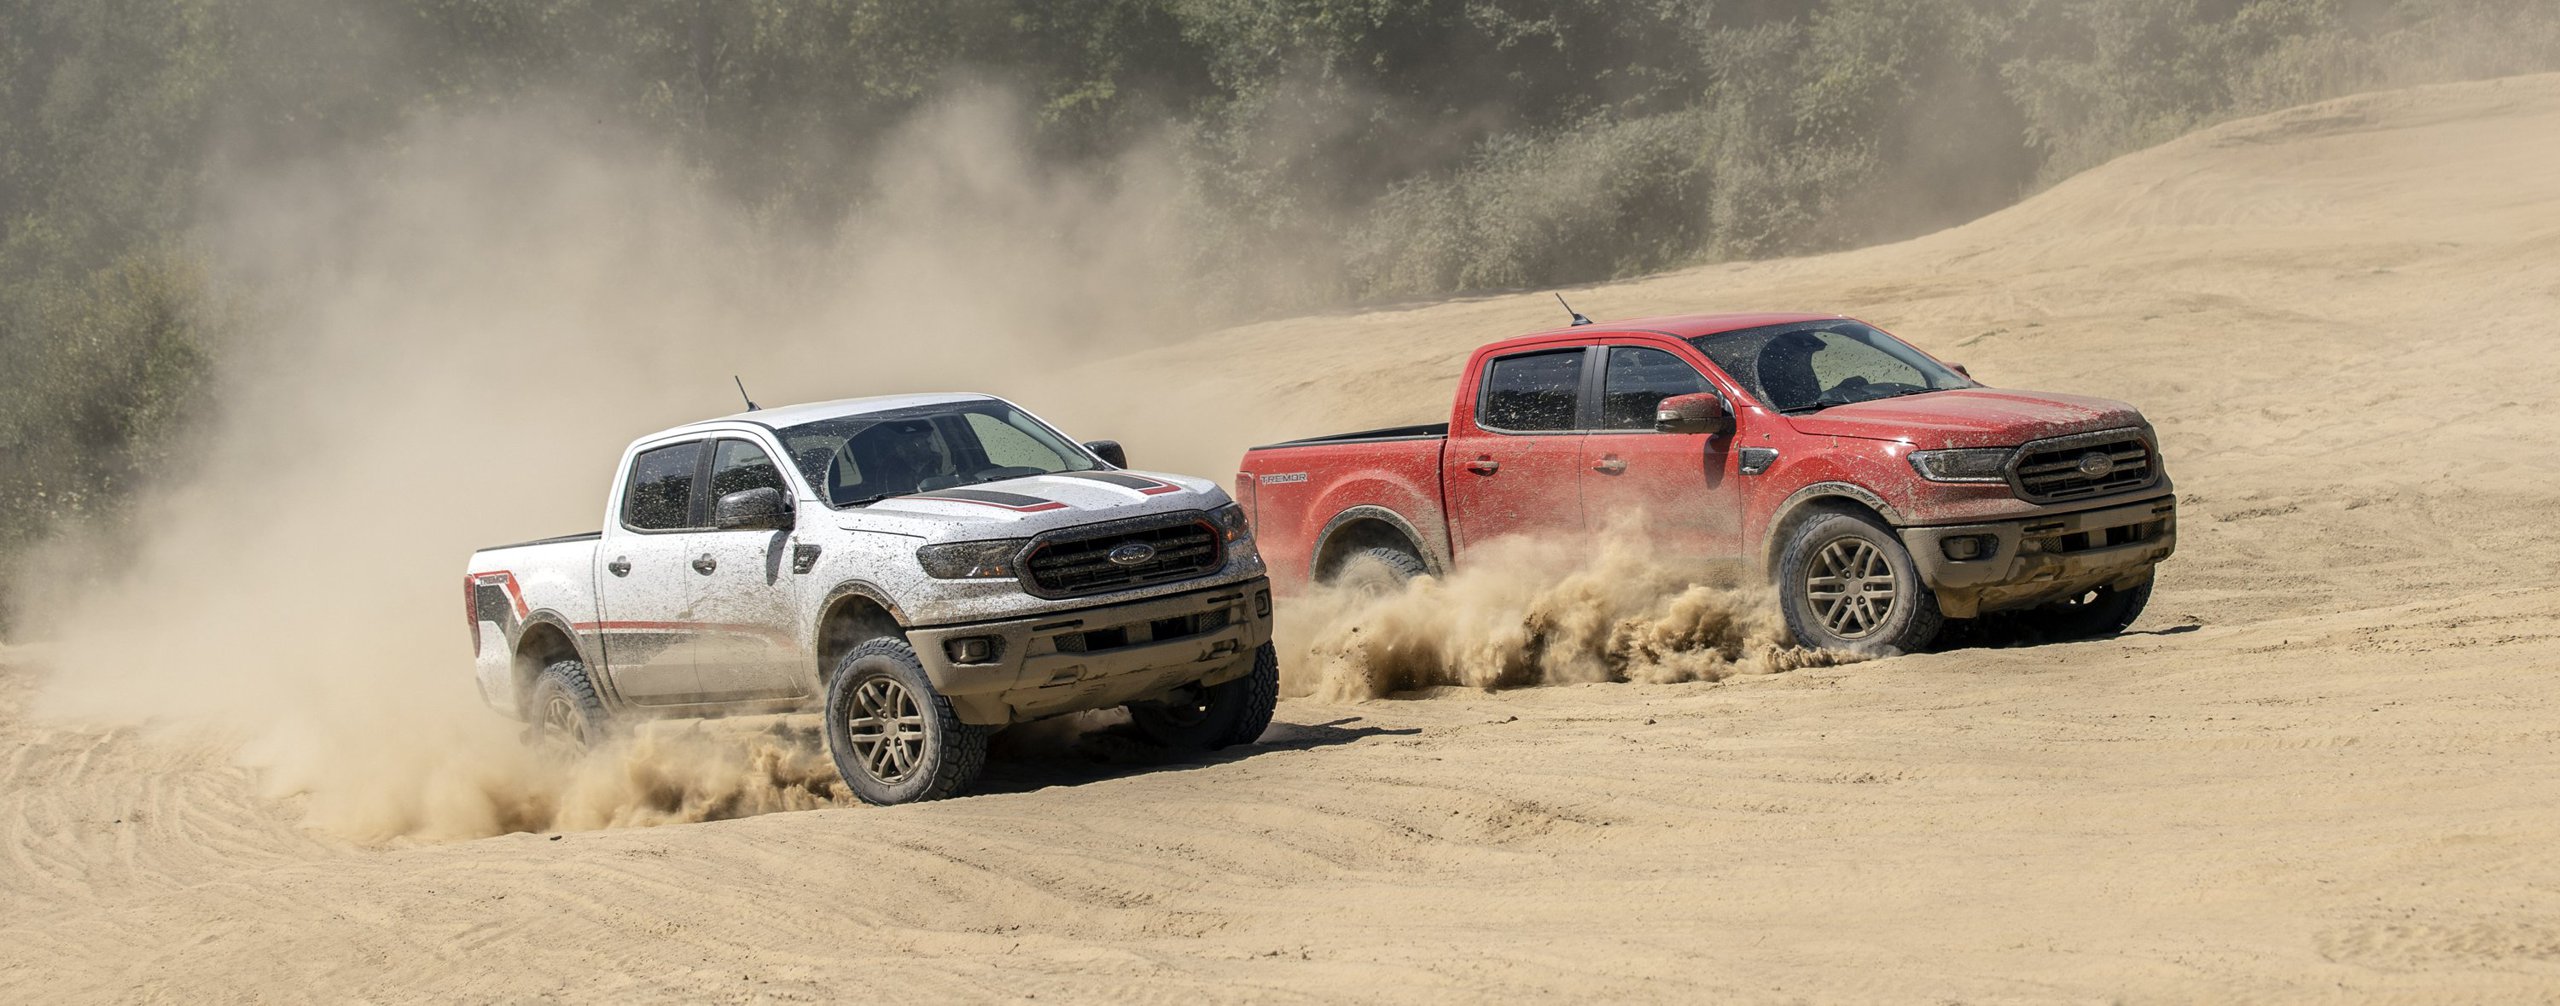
[[2, 0, 2554, 625]]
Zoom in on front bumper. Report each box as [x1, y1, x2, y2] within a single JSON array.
[[905, 577, 1275, 725], [1901, 494, 2177, 618]]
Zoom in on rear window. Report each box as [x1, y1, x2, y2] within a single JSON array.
[[1479, 350, 1585, 432], [623, 442, 703, 530]]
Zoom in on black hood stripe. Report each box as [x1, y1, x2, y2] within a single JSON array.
[[910, 488, 1069, 512], [1055, 471, 1182, 494]]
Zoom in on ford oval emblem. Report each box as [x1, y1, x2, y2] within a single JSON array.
[[1107, 542, 1158, 567], [2075, 451, 2116, 478]]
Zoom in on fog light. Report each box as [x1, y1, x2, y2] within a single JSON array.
[[1255, 590, 1272, 618], [1941, 535, 1996, 561], [944, 636, 999, 664]]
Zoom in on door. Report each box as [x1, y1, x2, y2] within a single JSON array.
[[690, 437, 811, 702], [1581, 343, 1744, 561], [595, 439, 709, 705], [1444, 346, 1593, 561]]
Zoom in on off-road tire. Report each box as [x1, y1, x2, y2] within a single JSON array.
[[1329, 545, 1427, 600], [1777, 512, 1944, 655], [1129, 642, 1281, 751], [527, 658, 610, 751], [823, 638, 988, 805], [2020, 573, 2153, 641]]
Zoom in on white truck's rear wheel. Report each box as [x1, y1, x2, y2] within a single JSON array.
[[1128, 642, 1279, 750], [823, 638, 988, 805], [1778, 512, 1943, 655], [527, 658, 610, 752]]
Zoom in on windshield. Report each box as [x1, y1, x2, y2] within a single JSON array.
[[779, 399, 1100, 508], [1690, 320, 1972, 413]]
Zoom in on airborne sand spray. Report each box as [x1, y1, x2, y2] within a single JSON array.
[[1281, 519, 1858, 701]]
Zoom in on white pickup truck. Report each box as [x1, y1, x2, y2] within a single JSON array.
[[464, 393, 1276, 804]]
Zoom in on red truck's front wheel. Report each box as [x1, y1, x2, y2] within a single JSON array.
[[1778, 513, 1944, 655]]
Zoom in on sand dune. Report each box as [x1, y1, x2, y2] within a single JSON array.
[[8, 74, 2560, 1001]]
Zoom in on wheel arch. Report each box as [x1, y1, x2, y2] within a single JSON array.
[[509, 611, 587, 712], [815, 580, 909, 686], [1761, 482, 1901, 578], [1311, 505, 1445, 583]]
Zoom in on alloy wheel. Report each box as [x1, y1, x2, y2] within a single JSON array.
[[1804, 536, 1901, 639], [541, 692, 590, 747], [844, 676, 928, 785]]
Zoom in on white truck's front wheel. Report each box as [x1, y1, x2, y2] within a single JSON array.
[[823, 638, 989, 805]]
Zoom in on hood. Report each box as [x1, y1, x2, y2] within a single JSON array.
[[834, 469, 1228, 541], [1784, 388, 2147, 448]]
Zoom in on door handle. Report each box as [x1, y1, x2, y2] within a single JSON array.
[[691, 554, 717, 575], [1465, 456, 1500, 475], [607, 557, 631, 577], [1592, 455, 1627, 475]]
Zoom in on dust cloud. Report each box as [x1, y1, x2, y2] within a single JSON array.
[[1278, 521, 1858, 702], [12, 90, 1305, 842], [10, 87, 1840, 844]]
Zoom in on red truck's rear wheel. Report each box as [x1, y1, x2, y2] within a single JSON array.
[[1778, 512, 1943, 655], [1328, 546, 1428, 600]]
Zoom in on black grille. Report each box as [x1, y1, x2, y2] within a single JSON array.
[[2009, 430, 2156, 503], [1023, 515, 1222, 598]]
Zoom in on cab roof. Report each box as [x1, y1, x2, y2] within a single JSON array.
[[659, 392, 997, 438], [1491, 311, 1847, 350]]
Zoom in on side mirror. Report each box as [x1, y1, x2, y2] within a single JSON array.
[[1654, 393, 1735, 435], [1950, 363, 1973, 380], [712, 487, 795, 532], [1083, 439, 1127, 468]]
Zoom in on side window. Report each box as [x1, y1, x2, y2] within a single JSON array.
[[709, 439, 788, 500], [1479, 349, 1586, 432], [622, 442, 703, 531], [963, 412, 1071, 470], [1600, 346, 1711, 430]]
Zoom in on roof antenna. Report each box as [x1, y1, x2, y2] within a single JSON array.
[[1555, 293, 1593, 327], [733, 375, 760, 412]]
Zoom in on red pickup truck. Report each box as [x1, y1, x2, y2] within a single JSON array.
[[1236, 313, 2177, 654]]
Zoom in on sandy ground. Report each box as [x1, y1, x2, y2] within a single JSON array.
[[9, 74, 2560, 1001]]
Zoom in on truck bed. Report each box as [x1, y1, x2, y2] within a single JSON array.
[[1238, 428, 1450, 591], [1252, 423, 1449, 450], [473, 530, 601, 554]]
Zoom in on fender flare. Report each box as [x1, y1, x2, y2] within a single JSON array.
[[817, 578, 911, 628], [1313, 504, 1448, 579], [813, 579, 911, 683], [511, 608, 599, 704], [1761, 481, 1903, 573]]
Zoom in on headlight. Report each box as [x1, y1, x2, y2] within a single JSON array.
[[1907, 447, 2015, 482], [1207, 503, 1253, 546], [916, 539, 1027, 579]]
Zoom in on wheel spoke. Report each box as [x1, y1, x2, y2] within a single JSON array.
[[844, 676, 924, 784]]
